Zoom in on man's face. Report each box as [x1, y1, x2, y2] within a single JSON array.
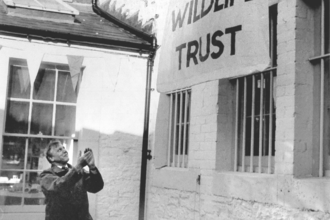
[[49, 144, 69, 164]]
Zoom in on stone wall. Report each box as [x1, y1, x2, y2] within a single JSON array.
[[97, 132, 142, 220], [149, 187, 330, 220], [147, 0, 330, 219]]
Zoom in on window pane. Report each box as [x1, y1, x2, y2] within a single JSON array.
[[185, 125, 189, 154], [0, 171, 24, 205], [236, 73, 276, 172], [325, 0, 330, 54], [23, 172, 45, 205], [2, 137, 26, 170], [5, 101, 29, 134], [31, 103, 53, 135], [8, 65, 30, 99], [33, 68, 55, 101], [57, 71, 77, 103], [168, 90, 191, 168], [187, 92, 191, 122], [255, 75, 261, 116], [55, 105, 76, 137], [27, 138, 50, 171], [264, 74, 271, 115]]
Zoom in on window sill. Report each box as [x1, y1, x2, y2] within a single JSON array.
[[213, 171, 330, 212], [0, 205, 45, 213], [151, 167, 199, 191]]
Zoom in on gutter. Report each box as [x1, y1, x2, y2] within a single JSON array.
[[92, 1, 157, 219], [0, 25, 155, 54], [91, 0, 155, 48]]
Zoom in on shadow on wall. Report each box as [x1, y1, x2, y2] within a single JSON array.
[[61, 128, 152, 220], [214, 175, 330, 220], [95, 130, 149, 220]]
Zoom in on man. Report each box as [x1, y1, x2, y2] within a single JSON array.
[[40, 140, 104, 220]]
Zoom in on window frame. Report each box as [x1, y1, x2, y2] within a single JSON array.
[[167, 88, 191, 168], [232, 4, 278, 174], [0, 58, 79, 209], [233, 69, 276, 174], [309, 0, 330, 177]]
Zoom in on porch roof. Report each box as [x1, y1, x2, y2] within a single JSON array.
[[0, 0, 155, 54]]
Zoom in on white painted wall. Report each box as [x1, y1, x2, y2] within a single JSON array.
[[0, 36, 151, 219], [147, 0, 330, 219]]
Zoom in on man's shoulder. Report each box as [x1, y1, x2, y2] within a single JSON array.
[[39, 167, 55, 178]]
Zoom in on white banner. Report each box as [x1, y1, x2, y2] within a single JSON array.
[[67, 55, 84, 91], [27, 51, 44, 88], [157, 0, 270, 92]]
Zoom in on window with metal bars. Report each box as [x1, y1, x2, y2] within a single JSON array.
[[167, 89, 191, 168], [233, 4, 277, 174], [1, 58, 80, 206], [234, 70, 276, 173], [309, 0, 330, 177]]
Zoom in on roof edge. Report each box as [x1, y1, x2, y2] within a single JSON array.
[[0, 24, 155, 54], [91, 0, 156, 52]]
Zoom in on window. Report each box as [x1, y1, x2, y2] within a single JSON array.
[[167, 89, 191, 168], [3, 0, 79, 15], [233, 4, 277, 174], [1, 59, 79, 206], [310, 0, 330, 177]]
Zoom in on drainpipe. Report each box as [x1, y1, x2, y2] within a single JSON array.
[[138, 39, 156, 220], [91, 1, 157, 219]]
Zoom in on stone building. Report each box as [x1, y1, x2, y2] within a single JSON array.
[[0, 0, 156, 219], [148, 0, 330, 219]]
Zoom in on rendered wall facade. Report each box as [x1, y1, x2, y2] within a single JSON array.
[[0, 36, 148, 220], [148, 0, 330, 219]]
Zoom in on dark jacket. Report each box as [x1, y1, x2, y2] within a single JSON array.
[[40, 164, 104, 220]]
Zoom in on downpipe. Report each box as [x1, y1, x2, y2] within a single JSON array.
[[139, 37, 156, 220]]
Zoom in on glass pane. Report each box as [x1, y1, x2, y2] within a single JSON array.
[[325, 0, 330, 54], [187, 92, 191, 122], [245, 117, 252, 156], [37, 0, 71, 12], [57, 71, 77, 103], [246, 76, 252, 117], [0, 171, 24, 205], [55, 105, 76, 137], [2, 137, 26, 170], [5, 101, 29, 134], [24, 172, 45, 205], [185, 125, 189, 155], [11, 0, 40, 7], [8, 65, 30, 99], [31, 103, 53, 135], [27, 138, 51, 171], [324, 57, 330, 170], [33, 68, 55, 101], [264, 74, 271, 115], [255, 74, 262, 116]]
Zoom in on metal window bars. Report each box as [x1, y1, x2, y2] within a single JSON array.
[[234, 69, 276, 174], [308, 0, 329, 177], [167, 89, 191, 168], [233, 4, 277, 174]]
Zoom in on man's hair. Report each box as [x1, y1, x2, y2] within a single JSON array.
[[45, 140, 62, 164]]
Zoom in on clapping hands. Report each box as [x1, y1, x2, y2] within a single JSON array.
[[83, 148, 96, 169], [77, 148, 96, 169]]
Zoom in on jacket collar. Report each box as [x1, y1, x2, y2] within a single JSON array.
[[51, 163, 72, 174]]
